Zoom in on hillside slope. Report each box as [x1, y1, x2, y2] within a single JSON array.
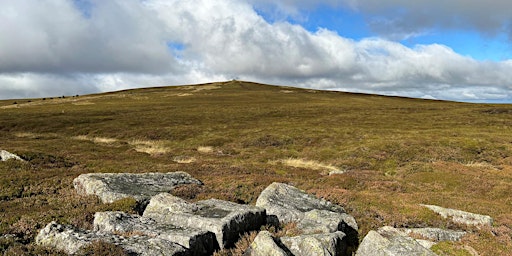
[[1, 80, 512, 255]]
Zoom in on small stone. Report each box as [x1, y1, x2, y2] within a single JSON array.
[[0, 150, 24, 161], [245, 231, 290, 256], [281, 232, 348, 256]]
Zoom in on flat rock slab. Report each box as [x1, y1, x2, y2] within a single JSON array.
[[421, 204, 493, 227], [73, 171, 203, 204], [143, 193, 266, 249], [400, 228, 467, 242], [94, 211, 218, 255], [36, 221, 188, 256], [0, 150, 23, 161], [356, 226, 436, 256], [255, 182, 358, 247]]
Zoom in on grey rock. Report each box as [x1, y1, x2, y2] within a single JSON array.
[[94, 211, 218, 256], [255, 182, 358, 247], [0, 150, 23, 161], [281, 231, 348, 256], [299, 209, 358, 235], [245, 231, 290, 256], [421, 204, 493, 227], [36, 221, 188, 256], [255, 182, 346, 224], [73, 172, 203, 206], [143, 193, 266, 249], [356, 226, 436, 256], [400, 228, 467, 242]]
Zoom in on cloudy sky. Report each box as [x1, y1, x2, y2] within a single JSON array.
[[1, 0, 512, 102]]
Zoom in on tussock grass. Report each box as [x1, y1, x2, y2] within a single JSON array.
[[73, 135, 118, 144], [277, 158, 340, 174], [197, 146, 214, 153], [129, 140, 169, 155]]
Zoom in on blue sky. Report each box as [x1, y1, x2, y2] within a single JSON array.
[[1, 0, 512, 102]]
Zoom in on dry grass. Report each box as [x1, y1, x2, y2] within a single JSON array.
[[197, 146, 215, 153], [172, 156, 197, 164], [74, 135, 118, 144], [128, 140, 169, 155], [277, 158, 340, 174]]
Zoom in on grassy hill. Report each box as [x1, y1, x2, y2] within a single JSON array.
[[1, 80, 512, 255]]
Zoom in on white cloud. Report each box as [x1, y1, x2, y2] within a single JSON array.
[[0, 0, 511, 102], [0, 0, 175, 74]]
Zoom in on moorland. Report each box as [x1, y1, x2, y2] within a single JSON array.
[[1, 80, 512, 255]]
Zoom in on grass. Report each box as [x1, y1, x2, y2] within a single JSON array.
[[1, 80, 512, 255]]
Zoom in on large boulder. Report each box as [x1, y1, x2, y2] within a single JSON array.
[[143, 193, 266, 249], [0, 150, 23, 161], [36, 221, 188, 256], [421, 204, 493, 227], [356, 226, 436, 256], [73, 172, 202, 207], [255, 183, 358, 247], [94, 211, 219, 255]]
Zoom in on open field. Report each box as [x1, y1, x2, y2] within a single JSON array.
[[1, 80, 512, 255]]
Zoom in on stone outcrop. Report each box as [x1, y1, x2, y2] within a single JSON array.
[[255, 182, 358, 249], [94, 211, 218, 255], [356, 226, 437, 256], [45, 174, 479, 255], [143, 193, 266, 249], [36, 221, 188, 256], [0, 150, 24, 161], [421, 204, 493, 227], [73, 171, 203, 206]]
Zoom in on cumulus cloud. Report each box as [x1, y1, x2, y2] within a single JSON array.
[[0, 0, 511, 102]]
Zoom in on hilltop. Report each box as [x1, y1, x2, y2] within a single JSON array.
[[1, 80, 512, 255]]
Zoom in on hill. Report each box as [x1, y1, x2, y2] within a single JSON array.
[[1, 80, 512, 255]]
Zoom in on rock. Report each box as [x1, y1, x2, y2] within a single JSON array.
[[298, 209, 357, 234], [356, 226, 436, 256], [245, 231, 291, 256], [255, 182, 358, 247], [73, 171, 203, 206], [0, 150, 23, 161], [94, 211, 219, 256], [143, 193, 266, 249], [400, 228, 467, 242], [36, 221, 188, 256], [421, 204, 493, 227], [281, 231, 348, 256]]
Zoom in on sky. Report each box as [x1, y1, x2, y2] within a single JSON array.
[[1, 0, 512, 102]]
